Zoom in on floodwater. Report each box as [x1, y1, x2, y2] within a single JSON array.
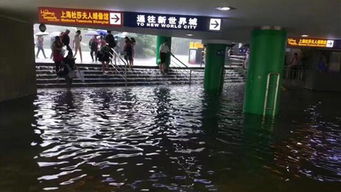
[[0, 84, 340, 192]]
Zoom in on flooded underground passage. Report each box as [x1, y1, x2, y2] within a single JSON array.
[[1, 0, 341, 191]]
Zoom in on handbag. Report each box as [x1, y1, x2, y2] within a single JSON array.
[[66, 64, 77, 78]]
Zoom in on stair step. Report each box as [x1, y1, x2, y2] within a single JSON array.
[[35, 63, 245, 88]]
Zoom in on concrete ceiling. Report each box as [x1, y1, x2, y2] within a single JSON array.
[[1, 0, 340, 42]]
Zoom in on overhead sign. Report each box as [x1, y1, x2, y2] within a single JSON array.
[[38, 7, 122, 26], [287, 38, 335, 48], [109, 13, 122, 25], [123, 12, 223, 32], [38, 8, 223, 32], [209, 18, 221, 31]]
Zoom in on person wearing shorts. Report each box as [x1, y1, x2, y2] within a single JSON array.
[[159, 41, 170, 74], [124, 37, 133, 68]]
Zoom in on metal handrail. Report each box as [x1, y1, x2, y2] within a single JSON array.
[[283, 65, 305, 81], [170, 59, 191, 83], [263, 73, 281, 117], [108, 48, 128, 84], [171, 53, 189, 68], [111, 48, 128, 66], [170, 53, 194, 84]]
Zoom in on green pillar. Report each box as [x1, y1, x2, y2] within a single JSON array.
[[156, 36, 172, 66], [243, 29, 287, 116], [204, 44, 227, 94]]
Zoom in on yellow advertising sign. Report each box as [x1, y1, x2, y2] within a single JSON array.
[[189, 42, 204, 49], [39, 7, 122, 27], [288, 38, 334, 48]]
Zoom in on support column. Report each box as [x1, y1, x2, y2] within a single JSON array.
[[0, 17, 36, 103], [204, 44, 227, 94], [243, 28, 287, 116], [156, 36, 172, 66]]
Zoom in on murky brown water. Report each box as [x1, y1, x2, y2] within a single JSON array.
[[0, 84, 340, 192]]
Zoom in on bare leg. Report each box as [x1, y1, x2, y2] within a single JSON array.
[[79, 47, 82, 63], [102, 62, 105, 72], [130, 58, 134, 67], [90, 50, 94, 62], [36, 47, 41, 58], [74, 47, 78, 57], [42, 48, 47, 59], [114, 54, 117, 65], [160, 63, 164, 74], [125, 58, 129, 67], [105, 61, 109, 71]]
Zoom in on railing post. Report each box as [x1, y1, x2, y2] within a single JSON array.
[[263, 73, 280, 117], [125, 63, 127, 87]]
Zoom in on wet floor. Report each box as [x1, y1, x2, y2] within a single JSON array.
[[0, 84, 340, 192]]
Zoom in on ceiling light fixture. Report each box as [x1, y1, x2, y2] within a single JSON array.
[[301, 34, 309, 37], [186, 33, 193, 37], [216, 6, 231, 11]]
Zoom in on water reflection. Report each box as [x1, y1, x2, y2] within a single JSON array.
[[0, 84, 340, 192], [202, 93, 221, 137]]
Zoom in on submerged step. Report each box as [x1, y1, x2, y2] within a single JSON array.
[[35, 63, 245, 88]]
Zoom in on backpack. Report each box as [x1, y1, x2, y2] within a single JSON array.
[[106, 34, 116, 48], [89, 39, 98, 50]]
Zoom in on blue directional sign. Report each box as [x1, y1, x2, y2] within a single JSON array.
[[333, 40, 341, 49], [123, 12, 222, 32]]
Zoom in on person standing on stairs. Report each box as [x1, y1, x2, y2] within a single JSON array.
[[243, 49, 250, 70], [130, 38, 136, 67], [159, 41, 171, 74], [61, 29, 71, 50], [89, 35, 99, 63], [73, 30, 83, 63], [98, 44, 112, 74], [35, 35, 47, 59], [51, 36, 64, 73], [99, 36, 107, 49], [105, 31, 117, 65], [124, 37, 133, 68]]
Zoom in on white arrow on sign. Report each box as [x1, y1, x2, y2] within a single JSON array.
[[326, 40, 334, 48], [209, 18, 221, 31], [110, 13, 122, 25]]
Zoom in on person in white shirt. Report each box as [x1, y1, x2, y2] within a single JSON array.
[[243, 49, 250, 69], [159, 42, 171, 74], [73, 30, 83, 63]]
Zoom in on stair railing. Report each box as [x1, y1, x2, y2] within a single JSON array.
[[263, 73, 281, 117], [170, 53, 194, 84], [109, 48, 128, 86], [225, 54, 246, 69]]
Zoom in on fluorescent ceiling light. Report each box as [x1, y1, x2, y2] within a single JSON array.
[[301, 34, 309, 37], [216, 6, 231, 11], [186, 33, 193, 37]]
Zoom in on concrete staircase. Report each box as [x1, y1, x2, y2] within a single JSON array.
[[35, 63, 245, 88]]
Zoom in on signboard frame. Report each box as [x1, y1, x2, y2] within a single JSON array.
[[287, 37, 340, 49], [38, 7, 123, 27], [38, 7, 224, 32], [123, 12, 222, 32]]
